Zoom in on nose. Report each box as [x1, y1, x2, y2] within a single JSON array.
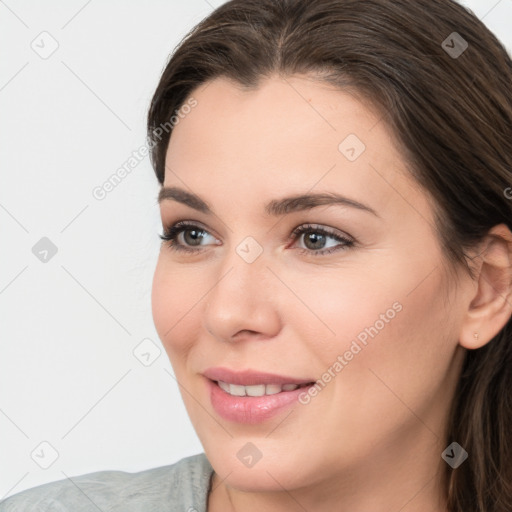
[[203, 248, 281, 343]]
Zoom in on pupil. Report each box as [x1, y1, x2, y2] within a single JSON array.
[[305, 232, 325, 250], [185, 229, 204, 246]]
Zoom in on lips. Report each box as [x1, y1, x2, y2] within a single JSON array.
[[202, 367, 315, 387], [202, 367, 316, 423]]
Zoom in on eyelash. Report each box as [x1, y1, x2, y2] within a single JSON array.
[[159, 221, 355, 256]]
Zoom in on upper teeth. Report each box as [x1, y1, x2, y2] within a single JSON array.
[[217, 381, 301, 396]]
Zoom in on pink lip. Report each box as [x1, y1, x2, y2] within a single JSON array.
[[203, 367, 315, 424], [202, 367, 314, 386]]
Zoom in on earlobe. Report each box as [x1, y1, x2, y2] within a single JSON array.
[[459, 223, 512, 350]]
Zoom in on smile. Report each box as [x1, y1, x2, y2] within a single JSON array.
[[216, 381, 311, 396]]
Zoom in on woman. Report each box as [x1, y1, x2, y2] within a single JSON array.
[[2, 0, 511, 510]]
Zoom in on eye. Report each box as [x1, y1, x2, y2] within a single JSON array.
[[159, 221, 354, 256], [159, 221, 220, 253], [289, 223, 354, 256]]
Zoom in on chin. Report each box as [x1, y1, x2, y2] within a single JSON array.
[[217, 463, 294, 492], [205, 444, 312, 492]]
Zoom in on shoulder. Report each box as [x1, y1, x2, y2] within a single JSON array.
[[0, 453, 213, 512]]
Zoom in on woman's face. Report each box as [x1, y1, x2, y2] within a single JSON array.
[[152, 75, 469, 493]]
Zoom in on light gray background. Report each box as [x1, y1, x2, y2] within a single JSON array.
[[1, 0, 511, 500]]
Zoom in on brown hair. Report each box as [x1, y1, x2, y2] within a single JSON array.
[[147, 1, 512, 510]]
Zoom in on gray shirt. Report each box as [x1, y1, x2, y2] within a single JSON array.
[[0, 453, 214, 512]]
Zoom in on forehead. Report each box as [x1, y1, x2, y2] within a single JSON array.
[[163, 75, 429, 223], [167, 75, 383, 162]]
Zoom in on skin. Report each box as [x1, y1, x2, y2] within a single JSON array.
[[151, 74, 512, 512]]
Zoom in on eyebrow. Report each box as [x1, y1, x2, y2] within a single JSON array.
[[157, 186, 379, 217]]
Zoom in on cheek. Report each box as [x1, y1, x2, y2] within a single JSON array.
[[277, 267, 398, 363], [330, 270, 455, 424], [287, 256, 454, 395], [151, 257, 201, 361]]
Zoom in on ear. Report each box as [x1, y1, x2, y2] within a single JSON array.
[[459, 223, 512, 349]]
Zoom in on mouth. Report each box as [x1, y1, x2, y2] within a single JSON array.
[[214, 380, 314, 397], [202, 366, 315, 387], [203, 367, 317, 424]]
